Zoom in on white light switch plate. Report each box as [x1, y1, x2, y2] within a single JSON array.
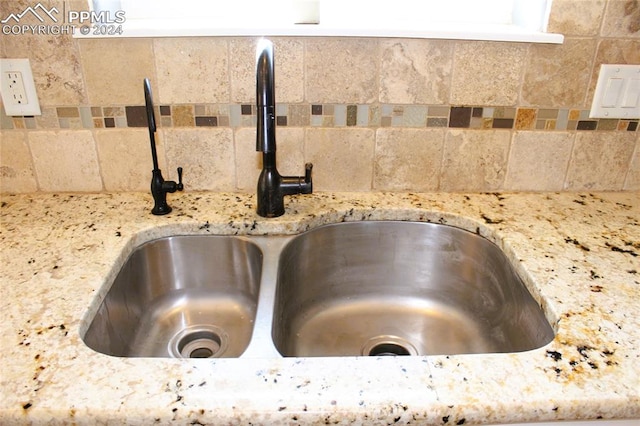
[[0, 58, 41, 116], [590, 64, 640, 119]]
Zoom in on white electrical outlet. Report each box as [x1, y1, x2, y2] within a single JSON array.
[[590, 64, 640, 119], [0, 59, 41, 116]]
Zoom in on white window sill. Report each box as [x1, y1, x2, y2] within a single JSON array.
[[74, 20, 564, 44]]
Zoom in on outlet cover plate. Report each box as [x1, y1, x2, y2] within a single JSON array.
[[590, 64, 640, 119], [0, 58, 41, 116]]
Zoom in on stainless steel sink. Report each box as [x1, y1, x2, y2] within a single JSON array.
[[272, 221, 554, 357], [82, 221, 554, 359], [83, 235, 263, 358]]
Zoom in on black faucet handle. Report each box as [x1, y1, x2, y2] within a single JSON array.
[[300, 162, 313, 194], [176, 167, 184, 191], [163, 167, 184, 193], [304, 163, 313, 183]]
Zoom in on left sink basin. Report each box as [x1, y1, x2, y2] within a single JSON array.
[[83, 236, 263, 358]]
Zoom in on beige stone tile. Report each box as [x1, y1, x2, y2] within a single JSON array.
[[522, 38, 597, 108], [230, 38, 304, 104], [588, 39, 640, 104], [601, 0, 640, 37], [288, 104, 310, 126], [379, 39, 453, 104], [234, 127, 306, 192], [515, 108, 537, 130], [154, 38, 229, 104], [229, 38, 258, 104], [306, 39, 378, 103], [235, 128, 265, 193], [595, 38, 640, 64], [569, 109, 582, 121], [440, 130, 511, 191], [0, 131, 38, 193], [161, 128, 235, 191], [11, 118, 25, 130], [305, 128, 375, 191], [95, 129, 160, 191], [623, 135, 640, 190], [450, 41, 526, 106], [2, 10, 85, 105], [28, 130, 102, 192], [79, 38, 154, 105], [565, 131, 637, 190], [37, 107, 67, 127], [273, 39, 304, 104], [548, 0, 606, 36], [504, 131, 574, 191], [172, 105, 194, 127], [67, 0, 89, 11], [373, 128, 445, 191]]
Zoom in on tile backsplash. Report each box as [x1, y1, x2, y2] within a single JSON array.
[[1, 0, 639, 194]]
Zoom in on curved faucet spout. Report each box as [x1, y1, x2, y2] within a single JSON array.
[[256, 39, 276, 154], [255, 39, 313, 218]]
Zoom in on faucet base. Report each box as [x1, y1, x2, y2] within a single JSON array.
[[256, 162, 313, 218], [257, 199, 285, 218], [256, 167, 285, 218]]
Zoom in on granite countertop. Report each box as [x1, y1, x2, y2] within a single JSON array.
[[0, 191, 638, 425]]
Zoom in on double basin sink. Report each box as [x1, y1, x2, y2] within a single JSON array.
[[82, 221, 555, 359]]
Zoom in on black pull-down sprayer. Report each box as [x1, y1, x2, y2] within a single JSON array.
[[256, 39, 313, 218]]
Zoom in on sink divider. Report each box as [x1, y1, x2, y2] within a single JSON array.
[[240, 235, 293, 358]]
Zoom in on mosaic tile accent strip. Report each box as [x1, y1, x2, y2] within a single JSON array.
[[2, 104, 638, 132]]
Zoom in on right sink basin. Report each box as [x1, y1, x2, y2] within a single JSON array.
[[272, 221, 555, 357]]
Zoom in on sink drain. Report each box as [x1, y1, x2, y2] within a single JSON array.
[[361, 335, 418, 357], [168, 325, 229, 359], [368, 342, 411, 356]]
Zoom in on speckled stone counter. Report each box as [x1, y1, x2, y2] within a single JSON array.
[[1, 191, 638, 425]]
